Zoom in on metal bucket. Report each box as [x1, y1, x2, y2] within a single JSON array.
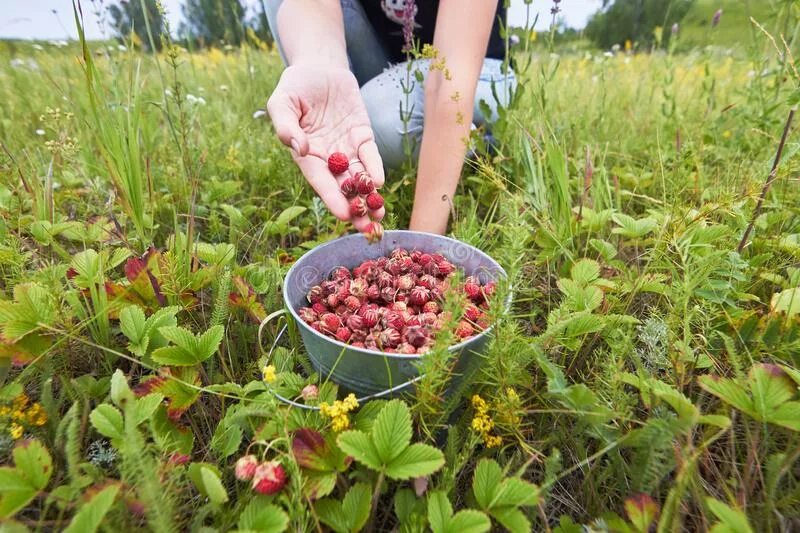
[[282, 230, 507, 397]]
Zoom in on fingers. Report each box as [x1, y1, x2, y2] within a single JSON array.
[[294, 156, 350, 221], [357, 140, 385, 188], [266, 91, 309, 156]]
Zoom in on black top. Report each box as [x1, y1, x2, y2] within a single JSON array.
[[357, 1, 507, 64]]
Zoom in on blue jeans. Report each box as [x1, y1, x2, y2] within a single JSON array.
[[265, 0, 517, 169]]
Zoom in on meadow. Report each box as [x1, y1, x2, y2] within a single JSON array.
[[0, 6, 799, 532]]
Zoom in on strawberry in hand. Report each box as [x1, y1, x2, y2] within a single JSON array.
[[267, 64, 385, 233]]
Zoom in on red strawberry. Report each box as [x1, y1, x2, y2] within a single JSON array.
[[391, 248, 409, 259], [331, 266, 351, 281], [335, 327, 352, 343], [409, 286, 430, 306], [405, 326, 429, 348], [379, 328, 401, 348], [383, 311, 405, 330], [464, 278, 482, 301], [349, 197, 367, 217], [367, 284, 381, 301], [381, 286, 397, 303], [464, 304, 481, 322], [395, 274, 415, 291], [234, 455, 259, 481], [438, 260, 456, 276], [327, 152, 349, 174], [349, 278, 368, 298], [346, 314, 364, 331], [311, 302, 328, 315], [340, 177, 358, 198], [364, 221, 384, 244], [366, 191, 384, 210], [298, 307, 317, 324], [252, 461, 287, 495], [344, 295, 361, 311], [482, 281, 496, 299], [455, 320, 474, 339], [397, 342, 417, 354], [321, 313, 341, 333], [355, 172, 375, 194], [326, 293, 340, 309], [362, 308, 380, 328], [422, 301, 440, 314], [306, 285, 323, 303], [417, 253, 433, 266]]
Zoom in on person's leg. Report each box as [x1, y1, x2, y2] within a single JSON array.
[[361, 58, 516, 171], [360, 59, 429, 171], [472, 59, 517, 126], [263, 0, 390, 86]]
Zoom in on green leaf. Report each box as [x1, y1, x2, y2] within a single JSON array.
[[342, 483, 372, 532], [200, 466, 229, 505], [90, 404, 125, 440], [315, 499, 350, 533], [749, 364, 795, 419], [133, 394, 164, 426], [428, 491, 490, 533], [494, 477, 540, 507], [698, 376, 754, 417], [119, 305, 147, 351], [624, 494, 659, 533], [371, 400, 413, 464], [196, 325, 225, 360], [770, 287, 800, 317], [0, 283, 56, 343], [13, 440, 52, 491], [384, 443, 444, 480], [157, 326, 198, 353], [237, 498, 289, 533], [337, 430, 383, 471], [706, 498, 754, 533], [151, 346, 195, 366], [770, 401, 800, 432], [110, 369, 134, 407], [612, 213, 658, 239], [473, 459, 503, 510], [0, 469, 33, 492], [188, 463, 228, 505], [427, 491, 454, 533], [210, 420, 243, 459], [570, 259, 600, 286], [490, 507, 530, 533], [64, 484, 120, 533], [275, 206, 306, 228]]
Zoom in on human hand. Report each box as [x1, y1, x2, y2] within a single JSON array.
[[267, 64, 385, 232]]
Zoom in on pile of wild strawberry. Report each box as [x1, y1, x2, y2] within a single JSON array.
[[297, 248, 496, 354], [327, 152, 384, 243]]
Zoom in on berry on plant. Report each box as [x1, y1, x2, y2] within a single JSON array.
[[252, 461, 287, 495], [327, 152, 349, 174], [234, 455, 259, 481]]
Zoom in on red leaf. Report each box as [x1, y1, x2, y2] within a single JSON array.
[[624, 493, 659, 532]]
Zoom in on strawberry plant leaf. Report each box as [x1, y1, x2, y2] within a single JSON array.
[[151, 346, 195, 366], [337, 430, 383, 471], [0, 469, 37, 518], [119, 305, 147, 353], [428, 491, 490, 533], [237, 498, 289, 533], [315, 499, 350, 533], [341, 482, 372, 532], [157, 325, 198, 354], [698, 376, 754, 416], [705, 498, 754, 533], [371, 399, 413, 464], [384, 443, 444, 480], [197, 325, 225, 361], [63, 483, 120, 533], [624, 493, 659, 533], [89, 404, 124, 440], [473, 459, 503, 509], [427, 491, 454, 533], [749, 364, 794, 418], [0, 283, 56, 343], [490, 507, 530, 533], [293, 428, 349, 472]]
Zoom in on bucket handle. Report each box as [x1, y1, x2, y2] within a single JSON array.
[[258, 310, 423, 411]]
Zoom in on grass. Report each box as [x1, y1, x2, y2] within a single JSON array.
[[0, 10, 800, 533]]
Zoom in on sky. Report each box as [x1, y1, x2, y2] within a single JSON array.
[[0, 1, 603, 40]]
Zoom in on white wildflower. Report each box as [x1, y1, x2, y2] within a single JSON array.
[[35, 129, 45, 136], [118, 44, 127, 51], [253, 109, 266, 120], [219, 84, 229, 92], [32, 44, 44, 51]]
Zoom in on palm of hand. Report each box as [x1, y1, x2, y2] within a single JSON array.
[[267, 65, 384, 229]]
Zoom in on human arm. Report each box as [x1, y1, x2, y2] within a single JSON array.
[[408, 0, 499, 234], [266, 0, 385, 231]]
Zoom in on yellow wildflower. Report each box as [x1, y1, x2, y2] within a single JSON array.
[[319, 394, 359, 432], [485, 435, 502, 448], [506, 387, 519, 403], [9, 422, 23, 440], [12, 394, 29, 411], [0, 406, 9, 416], [26, 403, 47, 426], [262, 365, 277, 384]]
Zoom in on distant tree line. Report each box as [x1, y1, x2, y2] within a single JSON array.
[[585, 0, 694, 50], [107, 0, 272, 51]]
